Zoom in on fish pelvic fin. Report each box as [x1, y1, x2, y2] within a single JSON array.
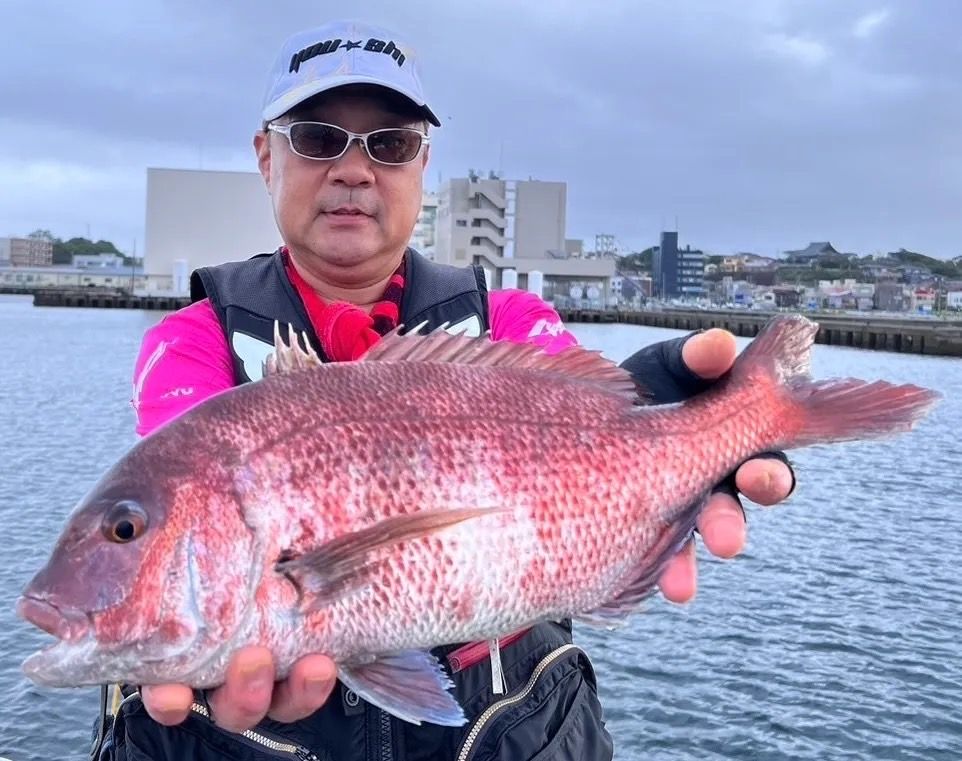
[[275, 507, 505, 611], [734, 315, 941, 447], [340, 650, 467, 726], [360, 323, 641, 399]]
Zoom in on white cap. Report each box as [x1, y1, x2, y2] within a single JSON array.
[[261, 20, 440, 127]]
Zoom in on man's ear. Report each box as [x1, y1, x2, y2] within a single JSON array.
[[421, 143, 430, 170], [254, 130, 272, 192]]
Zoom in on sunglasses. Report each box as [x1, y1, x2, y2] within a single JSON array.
[[267, 121, 429, 166]]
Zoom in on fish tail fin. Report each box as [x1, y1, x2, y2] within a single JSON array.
[[788, 377, 940, 447], [732, 315, 940, 447]]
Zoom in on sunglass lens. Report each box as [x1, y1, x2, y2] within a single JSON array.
[[367, 130, 423, 164], [289, 123, 349, 159]]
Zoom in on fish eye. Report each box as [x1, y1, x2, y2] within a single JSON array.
[[101, 500, 149, 543]]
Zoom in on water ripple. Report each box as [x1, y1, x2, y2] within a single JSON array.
[[1, 304, 959, 760]]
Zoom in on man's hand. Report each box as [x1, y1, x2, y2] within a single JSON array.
[[141, 647, 337, 733], [618, 328, 796, 604]]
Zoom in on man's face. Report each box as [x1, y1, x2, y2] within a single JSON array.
[[254, 87, 428, 277]]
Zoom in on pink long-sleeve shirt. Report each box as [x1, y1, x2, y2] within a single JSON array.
[[131, 289, 577, 436]]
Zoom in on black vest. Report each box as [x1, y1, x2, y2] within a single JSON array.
[[189, 248, 490, 383]]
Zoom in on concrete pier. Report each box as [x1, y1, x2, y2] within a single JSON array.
[[557, 308, 962, 358], [31, 289, 189, 311]]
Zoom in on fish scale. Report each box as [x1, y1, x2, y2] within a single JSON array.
[[16, 316, 940, 727]]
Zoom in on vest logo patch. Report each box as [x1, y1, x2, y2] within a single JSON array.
[[232, 331, 275, 382], [444, 315, 483, 338]]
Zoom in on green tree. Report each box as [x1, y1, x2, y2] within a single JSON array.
[[50, 235, 123, 265], [619, 247, 654, 272]]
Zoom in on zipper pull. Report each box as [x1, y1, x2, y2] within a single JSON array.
[[488, 638, 506, 695]]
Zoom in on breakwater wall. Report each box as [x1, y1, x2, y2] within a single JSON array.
[[557, 308, 962, 358], [21, 288, 962, 358]]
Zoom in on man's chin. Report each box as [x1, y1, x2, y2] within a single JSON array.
[[297, 236, 389, 270]]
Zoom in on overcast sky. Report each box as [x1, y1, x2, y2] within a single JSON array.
[[2, 0, 961, 258]]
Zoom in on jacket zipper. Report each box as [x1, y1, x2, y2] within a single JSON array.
[[189, 701, 322, 760], [455, 644, 580, 761], [377, 707, 393, 761]]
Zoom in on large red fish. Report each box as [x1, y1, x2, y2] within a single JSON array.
[[16, 315, 939, 726]]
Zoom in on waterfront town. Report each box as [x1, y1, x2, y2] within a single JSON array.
[[2, 170, 961, 319]]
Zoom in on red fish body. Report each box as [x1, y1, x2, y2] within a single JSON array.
[[16, 316, 939, 725]]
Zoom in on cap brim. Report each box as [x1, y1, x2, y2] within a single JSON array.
[[261, 74, 441, 127]]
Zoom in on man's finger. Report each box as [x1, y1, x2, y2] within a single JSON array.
[[657, 538, 697, 603], [141, 683, 195, 726], [735, 458, 795, 506], [207, 646, 276, 733], [681, 328, 737, 380], [268, 654, 338, 724], [697, 491, 747, 559]]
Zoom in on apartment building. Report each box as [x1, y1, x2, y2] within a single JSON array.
[[0, 236, 54, 266], [434, 175, 613, 300]]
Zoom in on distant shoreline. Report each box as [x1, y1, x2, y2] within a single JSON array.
[[559, 307, 962, 358]]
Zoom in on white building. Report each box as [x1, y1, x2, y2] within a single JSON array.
[[434, 175, 613, 301], [947, 291, 962, 310], [73, 253, 125, 268], [410, 191, 438, 259], [144, 168, 281, 290], [0, 265, 172, 293]]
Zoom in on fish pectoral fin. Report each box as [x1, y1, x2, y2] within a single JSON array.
[[276, 507, 505, 610], [339, 650, 467, 726], [575, 492, 711, 629]]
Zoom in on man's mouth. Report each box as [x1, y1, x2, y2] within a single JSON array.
[[327, 207, 370, 217]]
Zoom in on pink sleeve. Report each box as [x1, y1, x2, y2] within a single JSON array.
[[131, 299, 235, 437], [487, 289, 579, 355]]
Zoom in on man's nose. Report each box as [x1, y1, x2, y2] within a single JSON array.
[[328, 139, 375, 185]]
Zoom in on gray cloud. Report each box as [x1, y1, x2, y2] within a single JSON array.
[[2, 0, 960, 258]]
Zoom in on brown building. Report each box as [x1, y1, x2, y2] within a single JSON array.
[[1, 237, 53, 267], [874, 281, 907, 312], [772, 286, 803, 308]]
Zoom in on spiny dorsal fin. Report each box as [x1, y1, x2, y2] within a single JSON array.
[[263, 321, 323, 377], [732, 314, 818, 385], [361, 323, 641, 399]]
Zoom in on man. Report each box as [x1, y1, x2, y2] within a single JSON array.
[[103, 19, 794, 760]]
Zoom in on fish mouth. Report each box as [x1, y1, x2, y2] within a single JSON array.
[[16, 595, 91, 642]]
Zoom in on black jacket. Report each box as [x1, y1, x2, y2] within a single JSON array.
[[95, 249, 614, 761]]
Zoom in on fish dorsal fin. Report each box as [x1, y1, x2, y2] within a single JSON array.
[[361, 324, 641, 399], [263, 321, 323, 378]]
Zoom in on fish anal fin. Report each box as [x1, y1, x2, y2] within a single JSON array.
[[360, 324, 641, 399], [340, 650, 467, 726], [275, 507, 504, 611], [575, 492, 710, 629]]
